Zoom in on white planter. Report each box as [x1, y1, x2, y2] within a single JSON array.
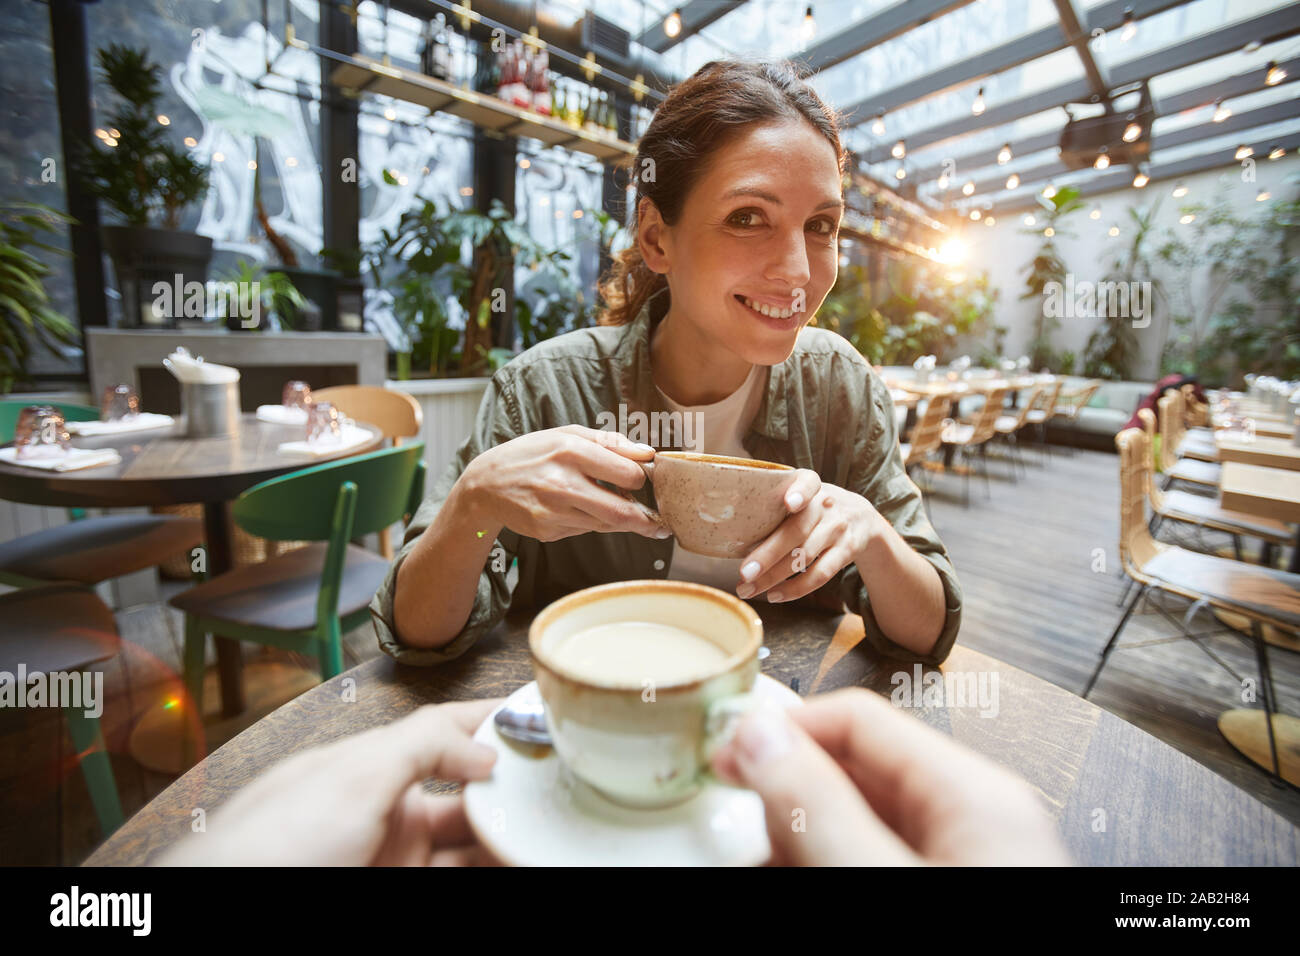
[[386, 377, 491, 484]]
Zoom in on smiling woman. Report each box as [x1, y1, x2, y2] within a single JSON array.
[[372, 59, 961, 669]]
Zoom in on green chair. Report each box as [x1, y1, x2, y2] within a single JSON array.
[[169, 443, 426, 720], [0, 400, 203, 590], [0, 583, 125, 840]]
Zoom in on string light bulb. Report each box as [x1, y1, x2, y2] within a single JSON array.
[[985, 216, 995, 227], [1132, 170, 1149, 188], [1108, 225, 1120, 236], [1268, 145, 1285, 160], [665, 8, 682, 38], [802, 5, 817, 44], [1005, 173, 1020, 190], [971, 87, 986, 116], [1171, 182, 1188, 197], [962, 180, 975, 196], [1044, 227, 1055, 237], [997, 143, 1012, 165], [1179, 213, 1195, 224], [1123, 121, 1141, 142], [1090, 208, 1101, 219], [895, 166, 907, 180], [1265, 61, 1286, 86], [1023, 214, 1036, 226], [1235, 144, 1253, 160], [872, 112, 885, 135], [1043, 184, 1057, 199], [970, 209, 981, 221], [1094, 148, 1110, 170], [891, 139, 906, 159], [1212, 99, 1231, 122], [1120, 8, 1137, 43], [938, 172, 950, 189], [1256, 189, 1271, 202]]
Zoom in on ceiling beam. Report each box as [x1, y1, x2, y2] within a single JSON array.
[[792, 0, 976, 74], [1051, 0, 1109, 98], [636, 0, 746, 54], [861, 5, 1300, 162], [844, 0, 1191, 127], [945, 99, 1299, 198], [979, 130, 1300, 214], [909, 55, 1300, 182]]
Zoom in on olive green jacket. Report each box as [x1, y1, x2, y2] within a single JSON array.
[[369, 304, 962, 666]]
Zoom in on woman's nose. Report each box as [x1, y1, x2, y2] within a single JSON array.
[[765, 230, 812, 290]]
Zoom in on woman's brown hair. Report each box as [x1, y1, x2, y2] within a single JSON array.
[[597, 59, 846, 326]]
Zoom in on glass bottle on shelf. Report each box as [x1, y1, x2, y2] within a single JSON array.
[[418, 20, 434, 78], [584, 89, 600, 134], [434, 15, 454, 83], [605, 93, 619, 138], [532, 50, 550, 115]]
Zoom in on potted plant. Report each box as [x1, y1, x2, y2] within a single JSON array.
[[1019, 185, 1085, 371], [79, 44, 211, 328], [217, 260, 309, 332], [0, 203, 78, 393]]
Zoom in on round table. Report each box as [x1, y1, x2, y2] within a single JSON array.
[[0, 413, 384, 717], [85, 604, 1299, 866]]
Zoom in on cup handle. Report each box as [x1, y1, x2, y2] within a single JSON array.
[[699, 691, 765, 784], [617, 459, 670, 532]]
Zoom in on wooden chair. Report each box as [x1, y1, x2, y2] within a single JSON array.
[[992, 382, 1043, 479], [900, 395, 951, 474], [312, 386, 423, 558], [170, 443, 426, 728], [1137, 409, 1290, 564], [0, 583, 124, 839], [1163, 388, 1217, 462], [941, 387, 1010, 506], [1083, 426, 1300, 782], [1023, 377, 1064, 458], [1155, 392, 1220, 491], [0, 401, 203, 591]]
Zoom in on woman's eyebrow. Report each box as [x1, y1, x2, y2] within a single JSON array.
[[721, 187, 845, 212]]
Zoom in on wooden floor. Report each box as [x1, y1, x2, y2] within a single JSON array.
[[2, 440, 1296, 865]]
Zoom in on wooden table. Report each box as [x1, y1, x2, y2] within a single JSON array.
[[86, 604, 1299, 866], [0, 413, 383, 717], [1215, 460, 1300, 783], [1215, 434, 1300, 471]]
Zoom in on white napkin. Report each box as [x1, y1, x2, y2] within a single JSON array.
[[66, 413, 174, 436], [0, 447, 122, 471], [163, 347, 240, 384], [256, 404, 309, 425], [277, 423, 372, 458]]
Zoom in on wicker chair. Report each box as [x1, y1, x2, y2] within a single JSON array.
[[941, 387, 1010, 506], [1156, 392, 1221, 491], [992, 382, 1043, 479], [1023, 377, 1064, 458], [1084, 426, 1300, 783]]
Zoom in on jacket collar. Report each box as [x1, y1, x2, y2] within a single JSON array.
[[612, 299, 790, 443]]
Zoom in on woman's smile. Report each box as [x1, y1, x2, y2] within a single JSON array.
[[733, 293, 805, 331]]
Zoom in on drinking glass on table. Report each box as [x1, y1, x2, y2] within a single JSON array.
[[282, 380, 313, 412], [306, 401, 342, 446], [101, 383, 140, 422], [13, 405, 69, 459]]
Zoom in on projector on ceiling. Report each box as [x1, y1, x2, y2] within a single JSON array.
[[1059, 83, 1154, 170]]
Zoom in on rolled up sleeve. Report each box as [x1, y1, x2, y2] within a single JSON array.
[[368, 372, 524, 665], [837, 372, 963, 665]]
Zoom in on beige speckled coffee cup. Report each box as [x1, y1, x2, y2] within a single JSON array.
[[631, 451, 796, 558]]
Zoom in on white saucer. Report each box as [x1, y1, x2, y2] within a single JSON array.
[[463, 674, 801, 866]]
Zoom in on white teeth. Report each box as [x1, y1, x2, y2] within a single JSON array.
[[741, 297, 795, 320]]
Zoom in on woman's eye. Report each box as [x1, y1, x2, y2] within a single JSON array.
[[807, 218, 838, 236], [727, 210, 762, 228]]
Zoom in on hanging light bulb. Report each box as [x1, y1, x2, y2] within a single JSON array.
[[971, 87, 986, 116], [1042, 184, 1057, 199], [1212, 98, 1231, 122], [1005, 173, 1020, 190], [1268, 145, 1285, 160], [1123, 120, 1142, 143], [985, 216, 996, 227], [1256, 189, 1271, 202], [1120, 8, 1137, 43], [156, 114, 170, 126], [665, 8, 682, 38], [891, 139, 906, 159], [384, 106, 397, 121], [802, 6, 817, 44], [962, 180, 975, 196], [872, 111, 885, 135], [1044, 227, 1055, 237], [997, 143, 1012, 165], [1090, 208, 1101, 219], [895, 166, 907, 180], [1235, 144, 1253, 160], [1265, 61, 1286, 86], [1094, 148, 1111, 170], [970, 209, 982, 221], [938, 172, 950, 189], [1108, 225, 1120, 237], [1023, 214, 1036, 226], [1132, 169, 1149, 188], [1179, 213, 1195, 224], [1171, 182, 1188, 197]]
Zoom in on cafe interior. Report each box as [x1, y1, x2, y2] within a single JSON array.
[[1, 0, 1297, 868]]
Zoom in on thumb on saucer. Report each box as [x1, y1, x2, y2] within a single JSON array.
[[711, 708, 916, 866]]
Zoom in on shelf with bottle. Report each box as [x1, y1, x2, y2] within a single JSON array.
[[330, 49, 634, 163]]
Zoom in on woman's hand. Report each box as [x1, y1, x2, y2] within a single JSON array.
[[157, 700, 504, 867], [709, 688, 1071, 866], [735, 476, 880, 603], [459, 424, 668, 543]]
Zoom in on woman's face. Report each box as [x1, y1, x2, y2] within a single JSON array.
[[640, 117, 844, 366]]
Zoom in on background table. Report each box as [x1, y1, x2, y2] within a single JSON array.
[[0, 414, 383, 716], [86, 604, 1299, 866], [1215, 434, 1300, 471]]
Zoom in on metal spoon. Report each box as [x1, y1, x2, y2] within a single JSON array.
[[494, 646, 772, 747]]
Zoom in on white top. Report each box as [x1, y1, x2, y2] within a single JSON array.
[[656, 363, 768, 590]]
